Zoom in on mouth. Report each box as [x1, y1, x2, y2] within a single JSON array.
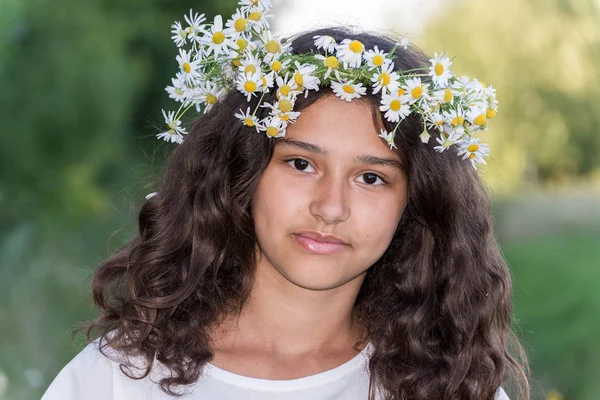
[[292, 231, 350, 255]]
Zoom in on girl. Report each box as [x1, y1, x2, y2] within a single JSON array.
[[42, 2, 529, 399]]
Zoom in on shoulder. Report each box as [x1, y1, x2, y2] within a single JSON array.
[[42, 339, 116, 400], [495, 386, 510, 400]]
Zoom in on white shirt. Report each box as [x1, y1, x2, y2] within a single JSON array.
[[41, 340, 510, 400]]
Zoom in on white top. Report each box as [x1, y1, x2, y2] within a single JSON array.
[[41, 340, 510, 400]]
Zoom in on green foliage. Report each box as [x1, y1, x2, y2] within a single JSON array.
[[424, 0, 600, 191], [504, 228, 600, 400]]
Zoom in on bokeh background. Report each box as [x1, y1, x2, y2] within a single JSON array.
[[1, 0, 599, 398]]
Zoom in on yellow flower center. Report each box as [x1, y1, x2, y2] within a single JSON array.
[[212, 31, 225, 44], [324, 56, 339, 69], [265, 40, 281, 54], [237, 38, 248, 52], [175, 88, 184, 95], [279, 99, 293, 113], [473, 114, 487, 126], [389, 99, 401, 111], [486, 108, 496, 119], [444, 88, 453, 103], [378, 73, 391, 86], [397, 88, 405, 96], [249, 11, 263, 21], [342, 84, 355, 94], [451, 116, 465, 126], [232, 58, 242, 67], [279, 113, 290, 121], [244, 117, 255, 127], [467, 143, 480, 153], [271, 60, 282, 71], [266, 126, 279, 137], [294, 71, 303, 86], [469, 153, 476, 159], [244, 81, 257, 93], [234, 18, 248, 32], [206, 94, 218, 104], [349, 40, 364, 53], [434, 62, 445, 76], [280, 85, 292, 96], [182, 63, 191, 73], [436, 118, 444, 125], [372, 54, 384, 66], [244, 64, 257, 74], [261, 77, 268, 87], [411, 86, 423, 99]]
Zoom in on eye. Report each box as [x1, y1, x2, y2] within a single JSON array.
[[357, 172, 387, 186], [286, 158, 315, 173]]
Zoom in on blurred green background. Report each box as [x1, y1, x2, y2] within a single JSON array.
[[0, 0, 598, 399]]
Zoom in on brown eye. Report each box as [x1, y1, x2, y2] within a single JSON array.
[[286, 158, 314, 172], [359, 172, 385, 186]]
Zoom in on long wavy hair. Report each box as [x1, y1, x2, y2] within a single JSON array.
[[80, 27, 529, 400]]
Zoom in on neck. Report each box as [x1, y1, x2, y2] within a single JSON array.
[[209, 252, 369, 358]]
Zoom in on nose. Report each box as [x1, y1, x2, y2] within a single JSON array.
[[309, 172, 350, 225]]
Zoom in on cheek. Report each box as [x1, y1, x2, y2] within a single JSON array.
[[252, 167, 307, 234], [354, 193, 405, 256]]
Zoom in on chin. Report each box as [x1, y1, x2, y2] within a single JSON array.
[[275, 258, 365, 291]]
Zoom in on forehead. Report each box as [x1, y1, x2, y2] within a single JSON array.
[[279, 95, 393, 158]]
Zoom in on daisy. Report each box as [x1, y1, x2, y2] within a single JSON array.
[[184, 10, 207, 43], [259, 31, 288, 63], [275, 73, 301, 99], [336, 38, 365, 68], [331, 79, 367, 102], [258, 115, 287, 138], [379, 91, 410, 123], [403, 77, 430, 105], [176, 49, 201, 83], [363, 46, 392, 70], [259, 71, 275, 92], [378, 129, 397, 150], [315, 54, 340, 79], [433, 135, 454, 153], [195, 81, 225, 112], [234, 107, 260, 131], [443, 108, 466, 128], [419, 128, 431, 144], [313, 35, 337, 53], [262, 99, 301, 123], [165, 72, 191, 103], [239, 0, 273, 13], [157, 110, 186, 144], [457, 137, 490, 169], [466, 105, 488, 128], [246, 6, 271, 31], [199, 15, 234, 57], [269, 57, 291, 73], [371, 63, 400, 95], [432, 87, 454, 105], [399, 37, 410, 49], [224, 9, 251, 40], [171, 21, 187, 47], [425, 111, 446, 130], [236, 71, 264, 101], [293, 61, 320, 94], [238, 50, 263, 76], [429, 52, 452, 87]]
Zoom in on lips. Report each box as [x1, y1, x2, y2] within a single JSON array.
[[293, 231, 349, 255]]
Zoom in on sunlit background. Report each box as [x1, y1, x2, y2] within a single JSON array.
[[1, 0, 599, 398]]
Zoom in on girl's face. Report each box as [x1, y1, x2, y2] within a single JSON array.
[[252, 95, 408, 290]]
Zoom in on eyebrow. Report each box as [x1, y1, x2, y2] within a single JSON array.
[[277, 138, 406, 173]]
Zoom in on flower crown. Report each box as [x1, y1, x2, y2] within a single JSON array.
[[159, 0, 498, 169]]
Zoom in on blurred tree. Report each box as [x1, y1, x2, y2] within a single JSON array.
[[0, 0, 236, 398], [423, 0, 600, 192]]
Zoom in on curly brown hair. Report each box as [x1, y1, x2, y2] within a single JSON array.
[[79, 27, 529, 400]]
